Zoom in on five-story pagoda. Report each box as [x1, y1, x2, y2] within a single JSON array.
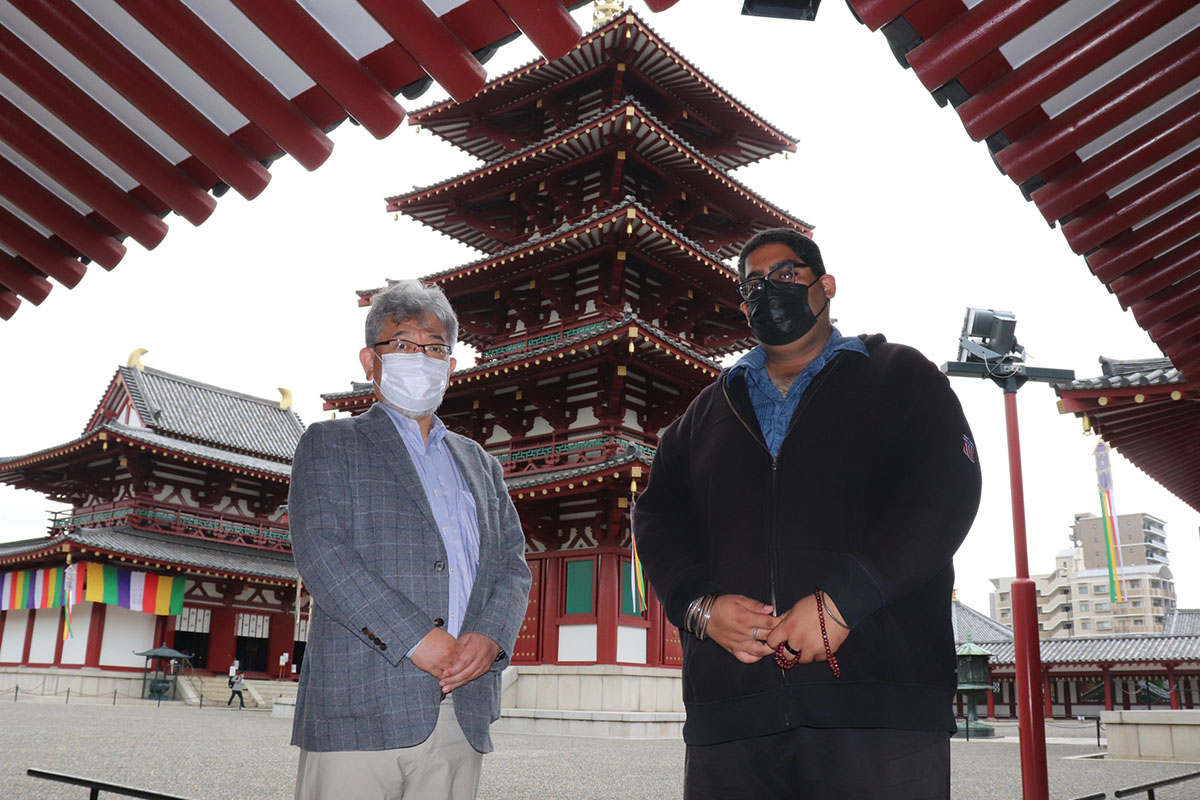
[[323, 9, 810, 669]]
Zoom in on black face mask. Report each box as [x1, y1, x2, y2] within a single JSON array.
[[746, 277, 827, 346]]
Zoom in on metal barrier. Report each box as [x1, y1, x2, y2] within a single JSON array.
[[26, 769, 197, 799], [1066, 793, 1106, 800], [1114, 769, 1200, 799]]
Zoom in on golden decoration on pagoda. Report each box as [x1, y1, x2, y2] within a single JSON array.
[[592, 0, 625, 29], [127, 347, 148, 370]]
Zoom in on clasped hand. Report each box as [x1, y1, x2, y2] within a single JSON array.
[[706, 593, 850, 665], [410, 628, 499, 693]]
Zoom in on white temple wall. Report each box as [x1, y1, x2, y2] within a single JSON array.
[[28, 608, 60, 663], [99, 606, 156, 668], [558, 624, 597, 662], [0, 610, 29, 662], [59, 603, 93, 664], [616, 625, 647, 665]]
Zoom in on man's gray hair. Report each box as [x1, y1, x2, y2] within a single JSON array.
[[364, 280, 459, 349]]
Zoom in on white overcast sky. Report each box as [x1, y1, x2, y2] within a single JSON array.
[[1, 0, 1196, 616]]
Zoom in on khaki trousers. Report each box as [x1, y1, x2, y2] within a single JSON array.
[[295, 698, 483, 800]]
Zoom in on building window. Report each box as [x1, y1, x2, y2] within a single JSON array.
[[1079, 586, 1089, 594], [1134, 619, 1144, 626], [1096, 602, 1109, 612], [1060, 587, 1070, 595], [999, 592, 1009, 602], [1127, 580, 1141, 589], [1094, 584, 1108, 593], [1063, 622, 1073, 629], [1079, 602, 1089, 611], [1150, 579, 1161, 589], [1152, 598, 1163, 607], [1097, 620, 1111, 630], [1132, 600, 1142, 608], [1000, 610, 1009, 619], [1082, 622, 1091, 630], [564, 560, 594, 615]]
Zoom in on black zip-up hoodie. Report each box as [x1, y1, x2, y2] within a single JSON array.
[[633, 334, 982, 745]]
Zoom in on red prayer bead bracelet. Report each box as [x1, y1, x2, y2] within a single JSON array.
[[773, 588, 842, 679]]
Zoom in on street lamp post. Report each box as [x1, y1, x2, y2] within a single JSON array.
[[942, 309, 1074, 800]]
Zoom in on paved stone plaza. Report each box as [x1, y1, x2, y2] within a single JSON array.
[[1, 700, 1197, 799]]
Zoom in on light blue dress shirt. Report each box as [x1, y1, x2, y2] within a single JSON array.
[[728, 327, 869, 457], [379, 404, 481, 656]]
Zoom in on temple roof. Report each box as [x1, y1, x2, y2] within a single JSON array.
[[387, 98, 812, 259], [0, 525, 296, 582], [85, 366, 305, 463], [983, 635, 1200, 667], [0, 0, 602, 320], [1164, 609, 1200, 637], [0, 419, 292, 482], [952, 599, 1014, 645], [845, 0, 1200, 392], [506, 448, 652, 493], [1056, 355, 1200, 513], [410, 11, 796, 171]]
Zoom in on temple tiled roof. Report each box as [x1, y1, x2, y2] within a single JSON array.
[[1057, 356, 1186, 392], [983, 635, 1200, 666], [952, 600, 1013, 645], [0, 525, 296, 581], [506, 449, 652, 492], [102, 366, 305, 462], [0, 420, 292, 479], [1163, 609, 1200, 637]]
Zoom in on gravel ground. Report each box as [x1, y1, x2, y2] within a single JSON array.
[[1, 700, 1197, 799]]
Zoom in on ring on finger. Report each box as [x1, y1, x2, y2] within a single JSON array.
[[752, 627, 758, 642]]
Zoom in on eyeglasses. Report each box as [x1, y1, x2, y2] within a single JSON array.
[[372, 337, 452, 359], [737, 261, 818, 301]]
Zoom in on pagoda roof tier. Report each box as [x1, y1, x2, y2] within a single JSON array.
[[507, 449, 649, 495], [386, 99, 812, 260], [322, 314, 721, 416], [0, 525, 296, 584], [410, 11, 796, 171], [1056, 356, 1199, 513], [87, 365, 304, 463], [0, 419, 291, 498], [360, 199, 755, 355]]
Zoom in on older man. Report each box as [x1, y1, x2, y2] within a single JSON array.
[[633, 229, 982, 800], [289, 280, 530, 800]]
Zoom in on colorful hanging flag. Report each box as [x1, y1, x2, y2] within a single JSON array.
[[1093, 441, 1126, 603], [62, 563, 83, 640], [628, 524, 647, 615], [84, 563, 185, 615], [1, 567, 68, 611]]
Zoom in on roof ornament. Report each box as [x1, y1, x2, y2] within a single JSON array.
[[278, 388, 294, 410], [592, 0, 625, 29], [127, 348, 148, 371]]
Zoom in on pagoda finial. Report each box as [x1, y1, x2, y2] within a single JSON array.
[[952, 588, 958, 602], [592, 0, 625, 29], [278, 387, 294, 410], [127, 348, 148, 371]]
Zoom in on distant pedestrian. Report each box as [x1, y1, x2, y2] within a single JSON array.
[[227, 672, 246, 709]]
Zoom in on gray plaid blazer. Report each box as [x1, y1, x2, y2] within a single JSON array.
[[288, 403, 530, 753]]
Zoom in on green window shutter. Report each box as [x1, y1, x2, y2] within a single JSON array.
[[564, 560, 594, 615]]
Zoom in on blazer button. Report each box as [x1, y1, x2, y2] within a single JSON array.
[[379, 643, 388, 651], [361, 627, 370, 635], [434, 561, 445, 572], [433, 618, 445, 628]]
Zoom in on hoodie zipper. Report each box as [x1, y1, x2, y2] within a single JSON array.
[[722, 358, 847, 685]]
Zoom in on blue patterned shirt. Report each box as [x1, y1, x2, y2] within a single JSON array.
[[379, 405, 481, 656], [728, 328, 869, 457]]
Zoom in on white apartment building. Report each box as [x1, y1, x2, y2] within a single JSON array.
[[989, 513, 1178, 638]]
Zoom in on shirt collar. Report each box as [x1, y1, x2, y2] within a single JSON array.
[[378, 402, 447, 452], [730, 326, 863, 376]]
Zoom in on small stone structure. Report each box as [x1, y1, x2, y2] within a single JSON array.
[[1103, 710, 1200, 761]]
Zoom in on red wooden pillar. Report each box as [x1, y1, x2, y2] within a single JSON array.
[[645, 585, 663, 668], [0, 610, 7, 655], [955, 692, 963, 717], [84, 603, 106, 667], [267, 611, 293, 678], [1063, 678, 1072, 716], [1043, 670, 1053, 718], [986, 665, 995, 718], [21, 608, 36, 663], [596, 551, 619, 664], [207, 605, 237, 675], [1009, 679, 1017, 718], [163, 614, 177, 650], [1102, 666, 1112, 711], [1167, 663, 1180, 710], [1121, 678, 1131, 710], [541, 554, 561, 664], [52, 608, 65, 666]]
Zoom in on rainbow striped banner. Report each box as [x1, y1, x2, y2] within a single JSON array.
[[629, 524, 647, 615], [84, 563, 185, 616], [1093, 441, 1126, 603], [0, 567, 78, 611]]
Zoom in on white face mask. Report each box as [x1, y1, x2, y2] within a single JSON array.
[[375, 352, 450, 418]]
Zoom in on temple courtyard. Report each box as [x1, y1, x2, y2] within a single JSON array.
[[1, 700, 1197, 799]]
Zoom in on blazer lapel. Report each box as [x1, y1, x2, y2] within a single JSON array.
[[358, 404, 440, 536]]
